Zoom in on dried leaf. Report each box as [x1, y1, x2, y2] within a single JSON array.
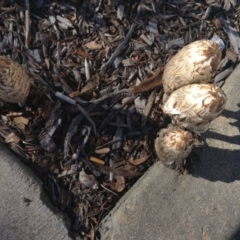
[[58, 164, 78, 178], [13, 116, 29, 130], [129, 155, 151, 166], [115, 176, 125, 192], [131, 66, 164, 94], [109, 176, 125, 192], [80, 80, 96, 94], [56, 15, 74, 29], [79, 169, 97, 189], [85, 41, 102, 50], [69, 79, 97, 97], [77, 48, 93, 60]]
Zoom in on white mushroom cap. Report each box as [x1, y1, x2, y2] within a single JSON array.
[[162, 40, 222, 94], [162, 84, 226, 133], [0, 56, 31, 105], [154, 125, 194, 166]]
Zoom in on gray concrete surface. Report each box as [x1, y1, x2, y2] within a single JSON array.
[[0, 143, 71, 240], [99, 64, 240, 240]]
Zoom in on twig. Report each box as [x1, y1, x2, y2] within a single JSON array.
[[76, 125, 92, 154], [55, 92, 76, 105], [101, 12, 141, 72], [64, 114, 82, 158], [76, 104, 96, 135], [25, 0, 30, 48], [98, 96, 134, 132], [84, 58, 91, 81], [89, 156, 105, 165], [55, 91, 97, 135], [56, 41, 61, 68], [87, 89, 131, 104], [100, 184, 118, 196]]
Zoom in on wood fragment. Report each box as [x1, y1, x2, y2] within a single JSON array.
[[140, 34, 153, 46], [144, 89, 157, 121], [214, 67, 233, 84], [90, 156, 105, 165], [220, 18, 240, 57], [101, 12, 140, 72], [25, 0, 30, 48]]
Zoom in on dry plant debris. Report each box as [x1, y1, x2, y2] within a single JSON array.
[[0, 0, 239, 239]]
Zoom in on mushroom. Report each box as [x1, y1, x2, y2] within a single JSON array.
[[162, 40, 222, 95], [154, 125, 194, 166], [0, 56, 31, 105], [162, 84, 226, 133]]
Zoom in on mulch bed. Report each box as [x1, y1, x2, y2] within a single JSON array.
[[0, 0, 239, 239]]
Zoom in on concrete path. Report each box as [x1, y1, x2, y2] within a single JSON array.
[[99, 64, 240, 240], [0, 143, 71, 240]]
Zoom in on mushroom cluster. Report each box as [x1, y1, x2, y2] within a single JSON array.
[[155, 40, 227, 167]]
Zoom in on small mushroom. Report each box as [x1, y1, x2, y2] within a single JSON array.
[[0, 56, 31, 105], [162, 40, 222, 95], [162, 84, 226, 133], [154, 125, 194, 166]]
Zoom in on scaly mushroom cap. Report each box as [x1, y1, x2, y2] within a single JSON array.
[[154, 125, 194, 166], [0, 56, 31, 104], [162, 84, 226, 133], [162, 40, 222, 94]]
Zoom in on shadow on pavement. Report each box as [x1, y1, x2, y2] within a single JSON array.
[[189, 106, 240, 183], [190, 146, 240, 183], [230, 225, 240, 240]]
